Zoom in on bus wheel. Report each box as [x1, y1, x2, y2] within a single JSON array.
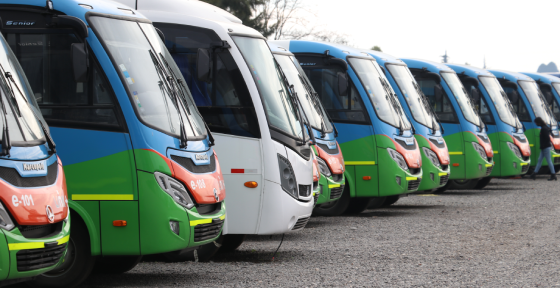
[[94, 256, 142, 274], [433, 182, 449, 194], [345, 197, 373, 214], [448, 179, 479, 190], [312, 184, 351, 216], [218, 234, 246, 253], [367, 197, 387, 209], [382, 196, 400, 207], [28, 215, 95, 288], [474, 177, 492, 189], [165, 236, 223, 262]]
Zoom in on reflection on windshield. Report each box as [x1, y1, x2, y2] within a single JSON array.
[[232, 36, 303, 139], [387, 64, 434, 129], [440, 72, 481, 126], [551, 83, 560, 120], [519, 80, 558, 126], [274, 54, 331, 134], [348, 58, 410, 130], [479, 76, 519, 128], [89, 16, 206, 139], [0, 33, 44, 143]]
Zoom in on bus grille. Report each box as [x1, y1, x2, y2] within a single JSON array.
[[521, 164, 530, 173], [171, 155, 216, 174], [299, 185, 311, 197], [193, 218, 224, 242], [555, 157, 560, 165], [440, 174, 449, 185], [16, 243, 67, 272], [330, 185, 344, 199], [0, 162, 57, 188], [486, 166, 493, 176], [292, 216, 310, 230], [407, 179, 422, 191]]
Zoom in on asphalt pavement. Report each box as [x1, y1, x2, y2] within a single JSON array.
[[77, 176, 560, 287]]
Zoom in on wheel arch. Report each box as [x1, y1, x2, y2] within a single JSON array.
[[69, 201, 101, 256], [344, 169, 356, 197]]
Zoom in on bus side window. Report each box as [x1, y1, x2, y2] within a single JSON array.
[[417, 78, 459, 123], [6, 32, 122, 131]]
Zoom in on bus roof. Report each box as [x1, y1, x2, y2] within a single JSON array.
[[270, 40, 375, 62], [400, 58, 455, 73], [445, 63, 495, 77], [521, 72, 560, 84], [488, 70, 534, 82], [366, 50, 405, 65]]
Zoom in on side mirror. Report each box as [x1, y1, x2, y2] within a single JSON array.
[[197, 48, 211, 83], [337, 72, 348, 96], [434, 84, 444, 102], [71, 43, 88, 82]]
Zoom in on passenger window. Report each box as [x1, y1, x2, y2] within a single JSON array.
[[155, 23, 260, 138], [416, 78, 459, 123], [503, 86, 531, 122], [303, 67, 369, 124], [5, 33, 122, 131]]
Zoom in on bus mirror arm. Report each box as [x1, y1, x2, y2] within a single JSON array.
[[71, 43, 88, 82], [197, 48, 211, 83]]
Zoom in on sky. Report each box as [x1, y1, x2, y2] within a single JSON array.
[[301, 0, 559, 72]]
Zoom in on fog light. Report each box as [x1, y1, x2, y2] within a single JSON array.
[[170, 220, 180, 235], [478, 164, 482, 171], [513, 162, 517, 169], [396, 176, 401, 186], [430, 173, 434, 182]]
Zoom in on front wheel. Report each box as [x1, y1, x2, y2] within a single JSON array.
[[28, 215, 95, 288], [447, 179, 480, 190], [218, 234, 246, 253], [312, 184, 351, 216], [344, 197, 373, 214], [382, 196, 399, 207], [165, 236, 223, 262], [94, 256, 142, 274], [474, 177, 492, 189], [367, 197, 387, 209]]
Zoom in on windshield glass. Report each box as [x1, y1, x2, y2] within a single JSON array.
[[0, 33, 44, 143], [348, 58, 410, 130], [387, 64, 435, 129], [479, 76, 519, 128], [89, 16, 206, 139], [274, 54, 332, 134], [440, 72, 481, 126], [519, 80, 557, 126], [551, 83, 560, 120], [232, 37, 303, 139]]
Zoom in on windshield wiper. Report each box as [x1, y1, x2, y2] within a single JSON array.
[[158, 53, 215, 146], [0, 82, 10, 156], [462, 86, 485, 131], [412, 81, 444, 134], [500, 90, 523, 130], [149, 50, 190, 148], [298, 74, 327, 138], [298, 73, 338, 137], [379, 77, 409, 135]]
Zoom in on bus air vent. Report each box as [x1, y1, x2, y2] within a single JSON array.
[[0, 162, 57, 188], [330, 185, 344, 199], [171, 155, 216, 174], [407, 179, 422, 191], [20, 222, 63, 239], [521, 164, 530, 174], [16, 242, 67, 272], [196, 203, 221, 215], [193, 218, 224, 242], [298, 185, 311, 197], [439, 174, 449, 185], [292, 216, 310, 230]]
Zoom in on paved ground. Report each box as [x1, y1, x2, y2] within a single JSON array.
[[79, 176, 560, 287]]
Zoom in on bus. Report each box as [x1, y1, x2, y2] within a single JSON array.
[[403, 59, 494, 190], [368, 51, 450, 194], [268, 43, 346, 210], [490, 70, 560, 174], [280, 40, 423, 214], [447, 64, 531, 182], [1, 0, 226, 286], [120, 0, 314, 256], [0, 31, 70, 287]]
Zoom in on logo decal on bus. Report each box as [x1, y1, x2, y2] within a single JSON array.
[[6, 21, 36, 26], [23, 162, 45, 171], [195, 154, 209, 161]]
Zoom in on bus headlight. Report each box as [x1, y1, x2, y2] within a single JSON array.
[[154, 172, 195, 209], [422, 147, 441, 167], [387, 148, 408, 171], [472, 142, 487, 160], [316, 158, 332, 177], [0, 202, 14, 231], [507, 142, 522, 159], [278, 154, 299, 199]]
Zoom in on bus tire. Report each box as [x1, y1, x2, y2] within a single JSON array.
[[312, 184, 351, 216], [94, 256, 142, 274], [28, 214, 95, 288], [344, 197, 373, 214], [218, 234, 246, 253], [448, 179, 479, 190], [165, 236, 223, 262], [382, 196, 400, 207], [474, 177, 492, 189], [367, 197, 387, 209]]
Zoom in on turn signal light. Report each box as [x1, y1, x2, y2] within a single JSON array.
[[452, 163, 460, 167], [244, 181, 258, 188], [362, 176, 371, 180], [113, 220, 127, 227]]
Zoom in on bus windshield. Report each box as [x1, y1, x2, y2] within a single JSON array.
[[519, 80, 558, 126], [387, 64, 437, 130], [440, 72, 481, 127], [274, 53, 332, 134], [348, 58, 411, 130], [232, 37, 303, 140], [88, 16, 207, 140], [551, 83, 560, 120], [0, 34, 44, 144], [479, 76, 520, 128]]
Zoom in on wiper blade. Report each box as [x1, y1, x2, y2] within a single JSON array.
[[379, 77, 407, 134], [298, 73, 338, 137]]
